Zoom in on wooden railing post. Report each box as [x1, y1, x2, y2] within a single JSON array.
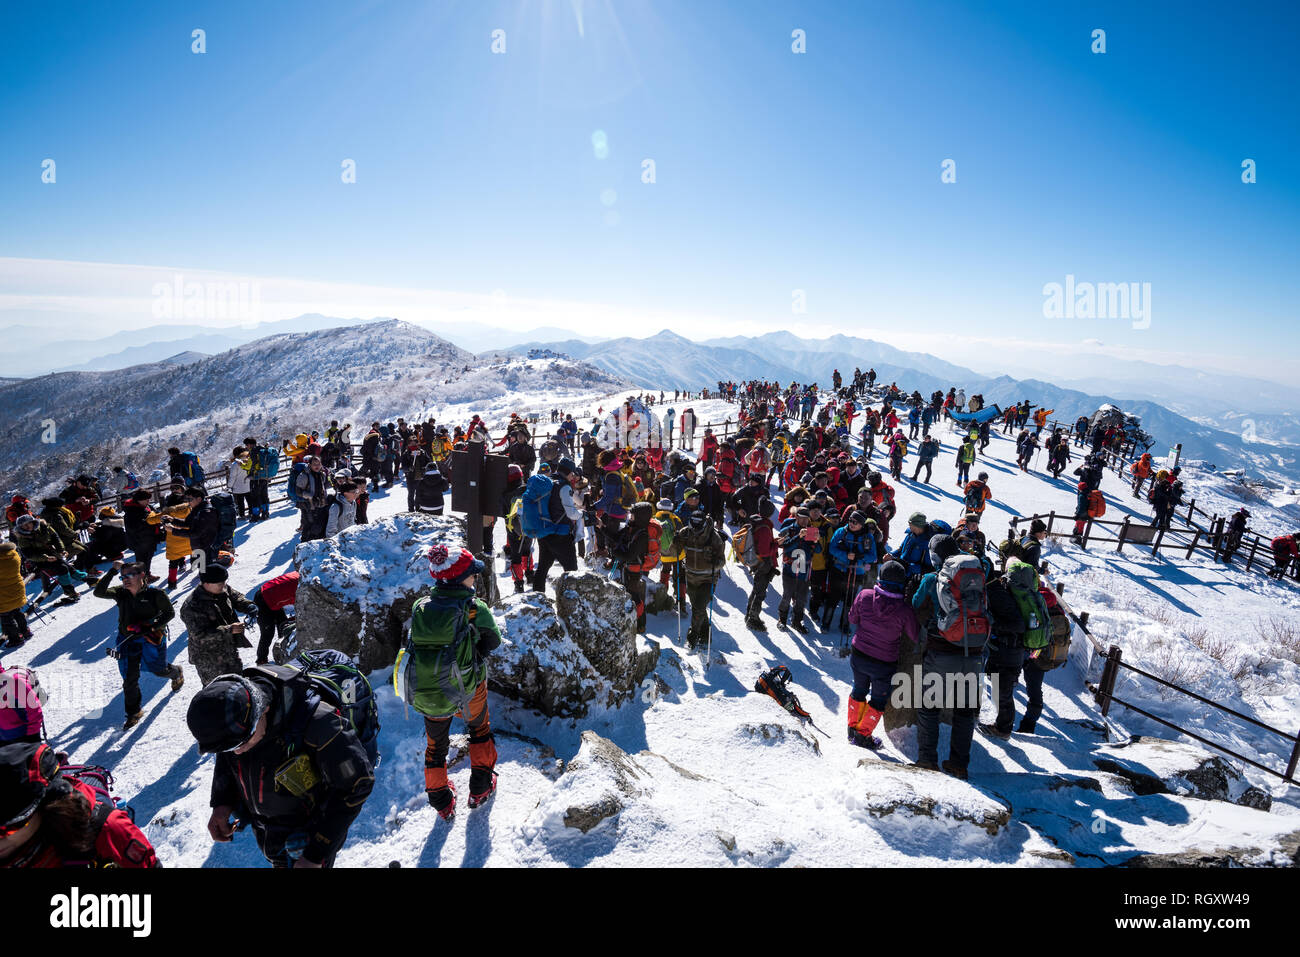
[[1116, 516, 1129, 553]]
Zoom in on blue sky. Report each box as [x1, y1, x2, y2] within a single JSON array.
[[1, 0, 1296, 378]]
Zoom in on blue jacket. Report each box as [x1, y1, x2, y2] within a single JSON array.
[[908, 407, 921, 425], [889, 528, 933, 577], [916, 439, 939, 463], [778, 518, 817, 581], [921, 407, 936, 426], [829, 525, 877, 575]]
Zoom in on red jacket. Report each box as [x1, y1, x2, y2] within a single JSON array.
[[3, 780, 158, 868], [700, 435, 719, 467], [751, 518, 778, 562], [259, 571, 300, 610]]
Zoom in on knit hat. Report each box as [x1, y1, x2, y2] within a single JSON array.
[[908, 511, 927, 527], [187, 676, 271, 755], [507, 464, 523, 482], [13, 514, 36, 532], [657, 498, 674, 511], [683, 487, 700, 499], [0, 742, 61, 828], [199, 565, 229, 584], [877, 560, 907, 594], [847, 510, 867, 525], [796, 506, 811, 519], [689, 509, 708, 529], [759, 498, 776, 519], [1030, 518, 1048, 534], [555, 458, 576, 477], [929, 533, 960, 566], [426, 544, 483, 585]]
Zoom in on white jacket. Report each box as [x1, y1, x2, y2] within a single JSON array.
[[228, 457, 252, 495]]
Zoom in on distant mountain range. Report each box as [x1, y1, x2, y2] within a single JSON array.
[[7, 315, 1297, 490], [500, 329, 1300, 485], [0, 320, 624, 497]]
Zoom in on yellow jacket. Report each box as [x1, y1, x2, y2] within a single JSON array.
[[284, 433, 311, 464], [148, 504, 194, 560], [430, 437, 453, 462], [0, 544, 26, 615]]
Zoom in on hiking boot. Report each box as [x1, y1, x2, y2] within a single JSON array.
[[4, 635, 27, 649], [123, 710, 144, 730], [745, 616, 768, 632], [170, 668, 185, 693], [791, 620, 808, 635], [912, 759, 940, 772], [979, 722, 1011, 740], [941, 759, 969, 780], [849, 730, 882, 750], [513, 579, 525, 594], [468, 771, 498, 810], [1016, 721, 1037, 734], [428, 782, 457, 821], [777, 611, 788, 628]]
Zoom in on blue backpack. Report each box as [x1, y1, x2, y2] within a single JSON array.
[[520, 473, 566, 538], [256, 446, 281, 478], [179, 451, 205, 485], [286, 462, 308, 505]]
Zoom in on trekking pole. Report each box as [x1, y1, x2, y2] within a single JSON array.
[[705, 580, 716, 667], [838, 565, 856, 644]]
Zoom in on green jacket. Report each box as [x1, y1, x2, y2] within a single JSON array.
[[180, 585, 258, 645], [13, 521, 64, 565], [403, 585, 501, 717]]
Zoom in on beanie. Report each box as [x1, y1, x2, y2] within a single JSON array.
[[187, 676, 270, 754], [427, 544, 484, 586]]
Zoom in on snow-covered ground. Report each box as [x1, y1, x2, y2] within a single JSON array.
[[11, 389, 1300, 867]]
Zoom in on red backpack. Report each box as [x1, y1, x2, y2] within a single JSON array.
[[1087, 489, 1106, 518], [934, 555, 991, 651]]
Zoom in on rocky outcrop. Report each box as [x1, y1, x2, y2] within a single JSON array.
[[1092, 737, 1273, 811], [492, 572, 659, 717], [292, 512, 471, 671], [855, 761, 1013, 836], [292, 517, 658, 715]]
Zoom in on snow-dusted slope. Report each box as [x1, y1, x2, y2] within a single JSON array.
[[9, 387, 1300, 868]]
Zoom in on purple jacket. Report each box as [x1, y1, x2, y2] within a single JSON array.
[[849, 584, 920, 662]]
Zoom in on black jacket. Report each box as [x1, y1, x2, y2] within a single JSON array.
[[985, 578, 1028, 667], [93, 568, 175, 637], [210, 674, 374, 866], [172, 502, 220, 556]]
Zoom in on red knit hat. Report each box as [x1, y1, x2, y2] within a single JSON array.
[[426, 544, 483, 585]]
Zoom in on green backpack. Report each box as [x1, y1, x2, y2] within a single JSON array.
[[394, 589, 495, 717], [1005, 560, 1051, 650]]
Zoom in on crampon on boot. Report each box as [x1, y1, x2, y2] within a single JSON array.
[[428, 782, 457, 821], [468, 770, 498, 810]]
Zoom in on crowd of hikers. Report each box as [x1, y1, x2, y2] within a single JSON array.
[[3, 367, 1299, 869]]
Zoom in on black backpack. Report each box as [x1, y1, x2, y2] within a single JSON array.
[[247, 649, 380, 770], [210, 491, 237, 546]]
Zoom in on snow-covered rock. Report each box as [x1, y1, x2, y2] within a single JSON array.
[[1092, 738, 1273, 810], [492, 572, 659, 717]]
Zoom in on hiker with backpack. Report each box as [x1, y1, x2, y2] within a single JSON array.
[[1220, 508, 1249, 564], [678, 510, 726, 649], [653, 497, 687, 612], [909, 534, 989, 779], [188, 653, 377, 866], [167, 447, 206, 487], [845, 561, 919, 749], [1071, 480, 1106, 544], [0, 544, 32, 649], [171, 486, 222, 567], [11, 514, 82, 607], [1047, 434, 1071, 478], [503, 465, 535, 594], [912, 435, 940, 484], [324, 481, 362, 537], [777, 506, 820, 634], [735, 499, 778, 631], [955, 437, 976, 487], [180, 565, 258, 685], [243, 438, 275, 521], [980, 559, 1056, 740], [398, 545, 501, 820], [525, 458, 581, 593], [0, 742, 160, 868], [824, 510, 879, 633], [612, 501, 658, 633], [291, 455, 330, 542], [95, 561, 184, 729], [963, 472, 992, 517]]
